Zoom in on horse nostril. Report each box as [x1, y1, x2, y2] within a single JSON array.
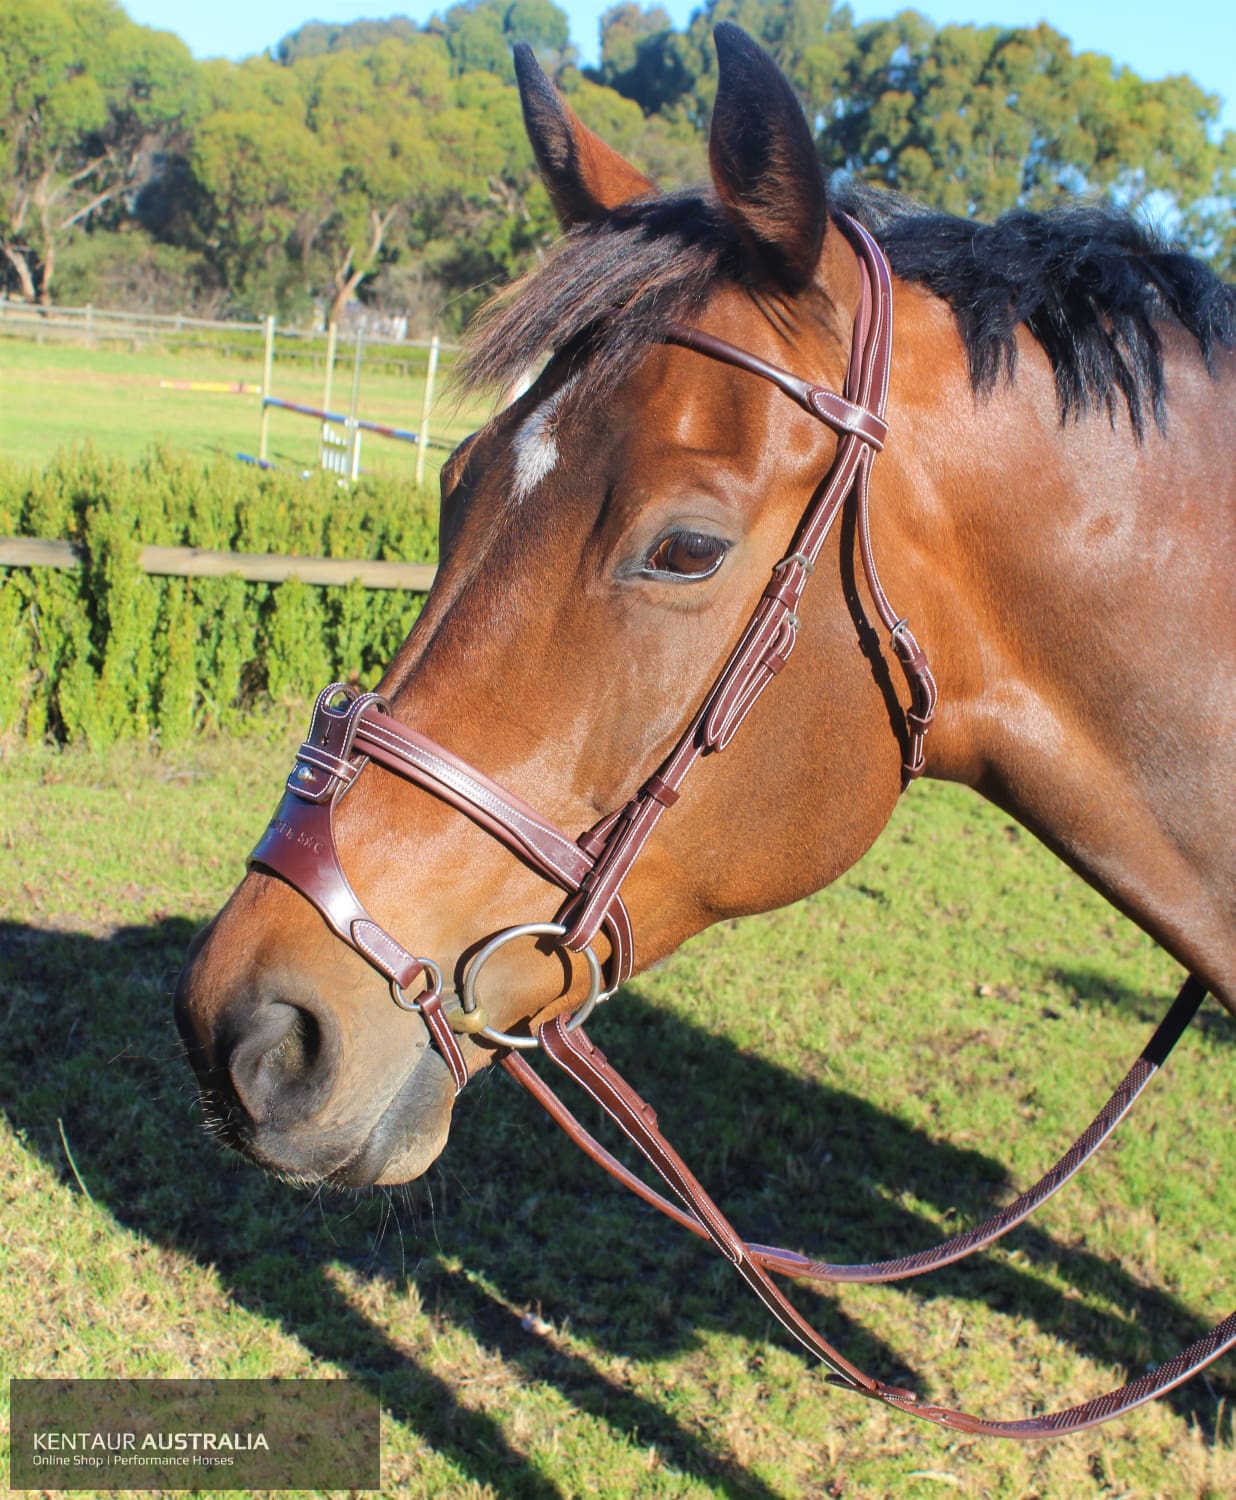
[[265, 1006, 322, 1076], [226, 1001, 335, 1123]]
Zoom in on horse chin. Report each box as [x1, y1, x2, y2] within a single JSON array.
[[369, 1130, 450, 1187], [323, 1046, 458, 1189]]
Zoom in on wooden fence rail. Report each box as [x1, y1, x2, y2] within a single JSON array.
[[0, 301, 265, 336], [0, 298, 461, 354], [0, 537, 437, 592]]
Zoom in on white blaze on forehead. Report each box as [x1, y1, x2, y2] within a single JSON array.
[[510, 375, 578, 501]]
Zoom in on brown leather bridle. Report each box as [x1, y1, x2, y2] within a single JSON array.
[[247, 215, 1234, 1437]]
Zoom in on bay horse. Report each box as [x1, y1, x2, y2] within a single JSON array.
[[175, 26, 1235, 1436]]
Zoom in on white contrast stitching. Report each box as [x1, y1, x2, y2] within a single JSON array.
[[359, 720, 586, 887]]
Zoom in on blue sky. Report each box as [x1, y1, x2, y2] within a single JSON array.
[[120, 1, 1235, 131]]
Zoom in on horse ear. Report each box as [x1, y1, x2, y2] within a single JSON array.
[[708, 24, 828, 290], [513, 43, 656, 228]]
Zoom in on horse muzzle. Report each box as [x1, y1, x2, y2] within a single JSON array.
[[173, 909, 460, 1188]]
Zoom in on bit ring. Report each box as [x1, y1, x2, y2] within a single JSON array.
[[459, 922, 604, 1050], [390, 957, 444, 1012]]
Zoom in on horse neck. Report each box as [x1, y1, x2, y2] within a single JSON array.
[[878, 306, 1236, 1005]]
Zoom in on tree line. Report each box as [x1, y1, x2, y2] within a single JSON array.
[[1, 0, 1231, 333]]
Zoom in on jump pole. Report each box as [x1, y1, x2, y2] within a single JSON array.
[[259, 397, 421, 446], [415, 334, 440, 489]]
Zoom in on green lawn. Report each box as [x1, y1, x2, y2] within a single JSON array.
[[1, 724, 1231, 1499], [0, 335, 492, 483]]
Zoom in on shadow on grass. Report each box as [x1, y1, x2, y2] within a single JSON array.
[[0, 917, 1231, 1498], [1048, 964, 1233, 1047]]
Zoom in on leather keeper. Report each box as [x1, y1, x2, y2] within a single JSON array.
[[642, 774, 680, 808]]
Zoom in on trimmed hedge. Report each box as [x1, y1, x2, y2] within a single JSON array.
[[0, 448, 437, 746]]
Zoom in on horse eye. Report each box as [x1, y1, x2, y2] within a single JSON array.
[[644, 531, 729, 580]]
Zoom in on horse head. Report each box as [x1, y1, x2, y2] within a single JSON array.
[[175, 27, 922, 1186], [174, 23, 1236, 1196]]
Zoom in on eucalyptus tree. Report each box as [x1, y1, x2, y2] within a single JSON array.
[[829, 18, 1230, 221], [0, 0, 197, 303], [12, 0, 1230, 319], [187, 56, 326, 314], [592, 1, 1232, 247], [297, 38, 456, 327], [443, 0, 575, 82]]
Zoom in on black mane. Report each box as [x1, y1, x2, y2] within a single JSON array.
[[841, 181, 1236, 436], [460, 184, 1236, 438]]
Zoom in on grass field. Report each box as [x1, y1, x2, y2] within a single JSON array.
[[0, 335, 494, 483], [1, 722, 1232, 1499]]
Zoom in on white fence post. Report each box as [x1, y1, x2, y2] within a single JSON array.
[[320, 320, 339, 472], [415, 333, 440, 489], [258, 314, 275, 462], [347, 329, 364, 482]]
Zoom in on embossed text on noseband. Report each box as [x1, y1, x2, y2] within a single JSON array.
[[268, 817, 324, 857]]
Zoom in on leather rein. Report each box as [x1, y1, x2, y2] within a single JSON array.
[[248, 214, 1235, 1437]]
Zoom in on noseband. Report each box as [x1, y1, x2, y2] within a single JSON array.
[[248, 216, 1233, 1436]]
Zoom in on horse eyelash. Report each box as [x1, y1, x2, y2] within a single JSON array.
[[642, 530, 730, 580]]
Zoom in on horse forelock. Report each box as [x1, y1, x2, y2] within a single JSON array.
[[457, 191, 744, 410]]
